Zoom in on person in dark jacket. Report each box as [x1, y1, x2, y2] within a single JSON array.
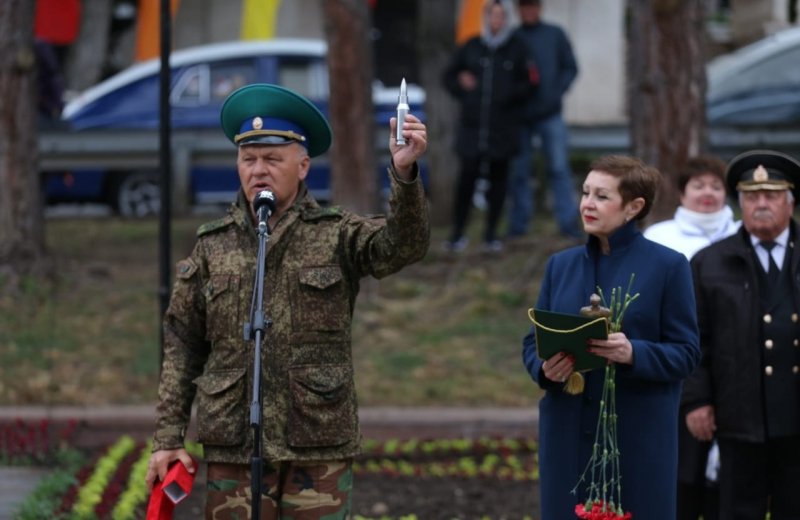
[[684, 149, 800, 520], [443, 0, 534, 254], [506, 0, 581, 240], [35, 38, 65, 125]]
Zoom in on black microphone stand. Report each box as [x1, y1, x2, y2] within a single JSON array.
[[244, 213, 271, 520]]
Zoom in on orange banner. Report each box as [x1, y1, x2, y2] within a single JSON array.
[[135, 0, 181, 62], [456, 0, 484, 44]]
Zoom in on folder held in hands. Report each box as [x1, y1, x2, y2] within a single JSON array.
[[529, 308, 609, 372]]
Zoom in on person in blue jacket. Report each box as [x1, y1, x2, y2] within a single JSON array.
[[506, 0, 581, 240], [522, 155, 701, 519]]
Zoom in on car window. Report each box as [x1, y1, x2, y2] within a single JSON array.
[[210, 61, 255, 101], [714, 44, 800, 100], [172, 59, 255, 106], [172, 65, 209, 106], [277, 56, 328, 101]]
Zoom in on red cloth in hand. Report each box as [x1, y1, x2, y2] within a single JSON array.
[[146, 457, 196, 520]]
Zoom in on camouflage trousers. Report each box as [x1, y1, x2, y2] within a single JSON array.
[[205, 459, 352, 520]]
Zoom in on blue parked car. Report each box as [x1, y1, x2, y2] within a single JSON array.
[[49, 38, 425, 217]]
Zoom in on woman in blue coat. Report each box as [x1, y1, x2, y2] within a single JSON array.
[[523, 155, 701, 519]]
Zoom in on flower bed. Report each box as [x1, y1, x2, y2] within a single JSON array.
[[0, 418, 78, 466], [356, 437, 538, 481], [2, 419, 203, 520], [353, 437, 538, 519], [9, 426, 539, 519], [47, 439, 203, 520]]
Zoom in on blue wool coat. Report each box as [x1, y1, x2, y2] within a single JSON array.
[[523, 222, 700, 520]]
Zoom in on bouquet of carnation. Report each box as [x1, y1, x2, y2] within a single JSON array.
[[572, 274, 638, 520]]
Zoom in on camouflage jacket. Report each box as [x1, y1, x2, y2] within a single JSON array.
[[153, 166, 429, 463]]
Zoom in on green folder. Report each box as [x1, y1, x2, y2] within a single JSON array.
[[529, 308, 609, 372]]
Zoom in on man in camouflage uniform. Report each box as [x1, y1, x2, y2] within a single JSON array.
[[144, 84, 430, 519]]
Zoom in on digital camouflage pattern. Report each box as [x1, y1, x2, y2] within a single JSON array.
[[153, 167, 429, 464], [205, 460, 353, 519]]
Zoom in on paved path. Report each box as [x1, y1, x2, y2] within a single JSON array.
[[0, 467, 49, 519], [0, 405, 539, 448]]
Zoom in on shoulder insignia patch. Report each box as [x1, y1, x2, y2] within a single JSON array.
[[197, 215, 235, 237], [175, 258, 198, 280], [302, 206, 344, 221]]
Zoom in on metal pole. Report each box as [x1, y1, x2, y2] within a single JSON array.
[[158, 0, 172, 368]]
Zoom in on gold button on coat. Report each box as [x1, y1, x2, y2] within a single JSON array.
[[795, 339, 799, 347], [765, 366, 774, 376], [794, 366, 799, 374], [765, 339, 774, 349], [792, 313, 798, 323], [764, 314, 772, 324]]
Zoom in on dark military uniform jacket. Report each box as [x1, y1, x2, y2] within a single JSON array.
[[153, 166, 429, 463], [684, 221, 800, 442]]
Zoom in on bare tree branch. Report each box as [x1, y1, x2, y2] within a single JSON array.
[[0, 0, 49, 288], [628, 0, 708, 222], [417, 0, 458, 226], [323, 0, 378, 213]]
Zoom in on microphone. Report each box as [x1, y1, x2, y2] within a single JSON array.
[[253, 190, 277, 226]]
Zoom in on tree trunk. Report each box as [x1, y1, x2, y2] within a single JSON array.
[[323, 0, 377, 213], [627, 0, 707, 222], [65, 0, 112, 92], [417, 0, 458, 226], [0, 0, 48, 289]]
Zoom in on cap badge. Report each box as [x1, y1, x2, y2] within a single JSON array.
[[754, 165, 768, 182], [252, 117, 263, 130]]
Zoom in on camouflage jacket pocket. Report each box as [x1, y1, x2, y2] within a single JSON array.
[[291, 266, 348, 332], [204, 274, 240, 340], [287, 363, 356, 448], [193, 368, 247, 446]]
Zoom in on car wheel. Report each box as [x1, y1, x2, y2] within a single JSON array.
[[115, 171, 160, 218]]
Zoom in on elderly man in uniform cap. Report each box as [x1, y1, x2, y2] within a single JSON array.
[[683, 149, 800, 520], [144, 84, 429, 519]]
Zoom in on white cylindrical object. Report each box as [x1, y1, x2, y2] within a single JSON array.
[[396, 104, 408, 145]]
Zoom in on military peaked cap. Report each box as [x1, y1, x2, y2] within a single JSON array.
[[726, 149, 800, 202], [220, 83, 332, 157]]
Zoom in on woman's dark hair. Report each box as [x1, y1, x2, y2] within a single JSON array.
[[588, 155, 661, 221], [676, 155, 727, 194]]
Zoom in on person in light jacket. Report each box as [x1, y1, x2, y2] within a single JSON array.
[[644, 155, 739, 520]]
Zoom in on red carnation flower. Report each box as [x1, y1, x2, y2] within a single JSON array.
[[575, 500, 632, 520]]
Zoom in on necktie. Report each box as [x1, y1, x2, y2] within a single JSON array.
[[760, 241, 780, 288]]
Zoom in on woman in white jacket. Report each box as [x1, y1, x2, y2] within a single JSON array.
[[644, 155, 740, 260], [644, 154, 739, 520]]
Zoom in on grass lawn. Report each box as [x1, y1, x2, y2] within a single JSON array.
[[0, 209, 575, 407]]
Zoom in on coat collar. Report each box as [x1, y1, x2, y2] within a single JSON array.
[[715, 219, 798, 273], [231, 182, 318, 235], [585, 220, 641, 258], [731, 219, 796, 251]]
